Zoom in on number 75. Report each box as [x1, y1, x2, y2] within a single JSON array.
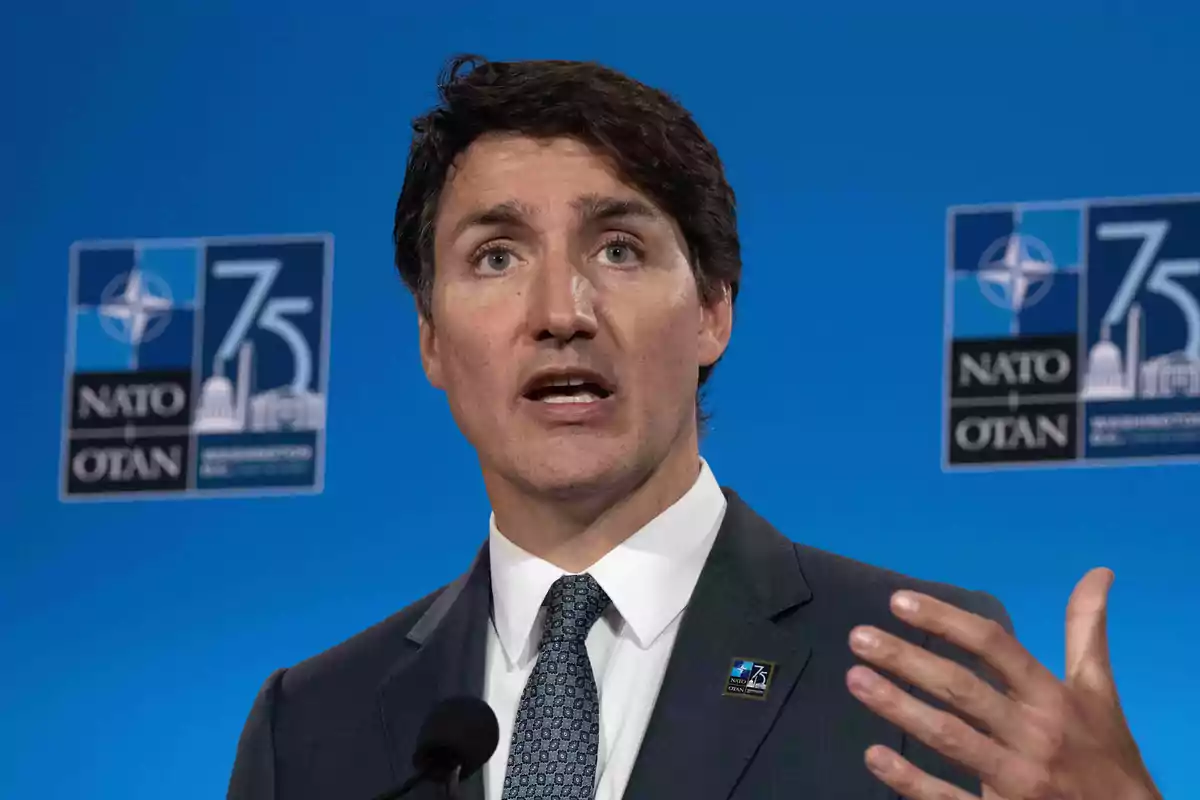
[[1096, 220, 1200, 360], [211, 259, 315, 392]]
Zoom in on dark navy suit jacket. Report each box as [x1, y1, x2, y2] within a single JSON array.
[[227, 489, 1012, 799]]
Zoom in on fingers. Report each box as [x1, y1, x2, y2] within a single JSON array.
[[849, 625, 1017, 741], [848, 666, 1055, 800], [861, 745, 980, 800], [1064, 567, 1116, 698], [888, 591, 1059, 704], [847, 665, 1010, 783]]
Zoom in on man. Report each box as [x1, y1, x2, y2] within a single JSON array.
[[228, 55, 1162, 800]]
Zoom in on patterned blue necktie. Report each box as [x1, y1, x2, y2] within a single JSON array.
[[501, 574, 611, 800]]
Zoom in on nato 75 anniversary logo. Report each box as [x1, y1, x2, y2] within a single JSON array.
[[60, 234, 333, 500], [944, 195, 1200, 470]]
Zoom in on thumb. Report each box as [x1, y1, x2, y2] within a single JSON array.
[[1065, 567, 1116, 696]]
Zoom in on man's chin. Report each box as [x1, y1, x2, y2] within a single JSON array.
[[523, 460, 628, 499], [505, 446, 643, 501]]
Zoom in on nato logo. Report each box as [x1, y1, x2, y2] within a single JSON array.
[[945, 195, 1200, 470], [724, 659, 775, 700], [949, 206, 1082, 340], [61, 234, 333, 500]]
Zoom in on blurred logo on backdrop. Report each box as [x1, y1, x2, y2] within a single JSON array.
[[945, 195, 1200, 470], [60, 234, 333, 500]]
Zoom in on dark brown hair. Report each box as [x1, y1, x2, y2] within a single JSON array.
[[393, 54, 741, 424]]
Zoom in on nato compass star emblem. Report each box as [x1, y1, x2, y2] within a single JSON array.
[[98, 268, 174, 345], [976, 233, 1056, 312]]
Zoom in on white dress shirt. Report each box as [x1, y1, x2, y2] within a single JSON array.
[[482, 459, 727, 800]]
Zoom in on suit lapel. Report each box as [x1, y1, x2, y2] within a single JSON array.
[[376, 546, 492, 800], [622, 490, 815, 800]]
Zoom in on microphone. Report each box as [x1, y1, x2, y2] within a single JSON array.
[[370, 696, 500, 800]]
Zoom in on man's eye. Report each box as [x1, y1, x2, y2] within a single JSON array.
[[605, 244, 632, 264], [600, 239, 642, 266], [477, 248, 514, 273]]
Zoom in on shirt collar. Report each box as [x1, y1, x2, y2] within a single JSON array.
[[488, 458, 727, 667]]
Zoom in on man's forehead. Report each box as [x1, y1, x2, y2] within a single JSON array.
[[452, 132, 611, 170], [439, 134, 659, 215]]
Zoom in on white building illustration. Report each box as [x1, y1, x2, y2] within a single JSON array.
[[193, 342, 326, 433], [1142, 353, 1200, 399], [1081, 302, 1200, 401]]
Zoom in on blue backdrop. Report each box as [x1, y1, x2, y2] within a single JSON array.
[[3, 3, 1197, 798]]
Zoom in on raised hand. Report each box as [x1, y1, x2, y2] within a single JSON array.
[[845, 568, 1162, 800]]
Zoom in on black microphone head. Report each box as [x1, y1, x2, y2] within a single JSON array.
[[413, 696, 499, 781]]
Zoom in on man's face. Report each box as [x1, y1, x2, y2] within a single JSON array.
[[419, 134, 732, 501]]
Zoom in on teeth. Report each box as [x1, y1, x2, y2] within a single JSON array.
[[547, 376, 587, 388], [541, 392, 601, 404]]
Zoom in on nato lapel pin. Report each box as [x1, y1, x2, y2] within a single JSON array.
[[724, 658, 776, 700]]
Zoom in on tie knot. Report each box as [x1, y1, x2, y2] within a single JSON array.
[[542, 574, 610, 644]]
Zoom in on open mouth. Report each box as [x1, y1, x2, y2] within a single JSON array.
[[522, 372, 615, 404]]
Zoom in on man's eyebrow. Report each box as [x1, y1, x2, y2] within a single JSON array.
[[571, 194, 662, 224], [447, 194, 662, 241], [448, 200, 536, 240]]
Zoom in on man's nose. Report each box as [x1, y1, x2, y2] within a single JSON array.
[[527, 254, 598, 343]]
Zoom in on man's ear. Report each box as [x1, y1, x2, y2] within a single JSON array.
[[417, 307, 444, 389], [698, 282, 734, 367]]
